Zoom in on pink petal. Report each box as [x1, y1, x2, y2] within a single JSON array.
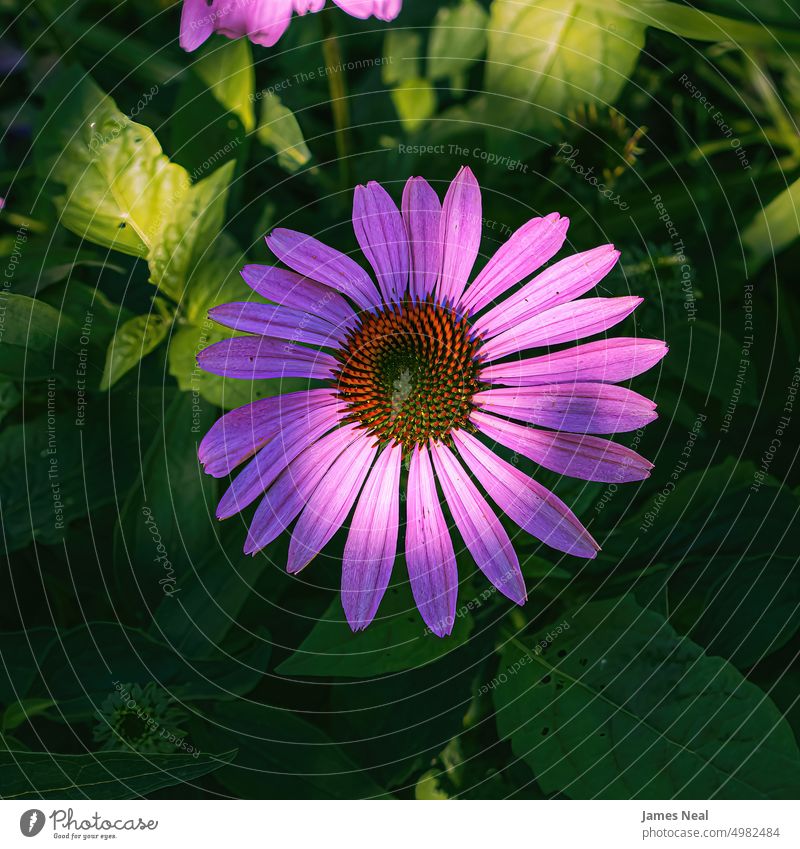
[[402, 177, 442, 302], [179, 0, 216, 51], [244, 424, 362, 554], [474, 244, 619, 337], [353, 181, 409, 303], [333, 0, 403, 20], [436, 166, 481, 305], [452, 429, 599, 558], [474, 383, 658, 434], [342, 443, 402, 631], [267, 228, 380, 311], [287, 436, 378, 573], [197, 336, 338, 381], [430, 441, 526, 605], [460, 214, 569, 314], [480, 338, 668, 386], [199, 388, 337, 478], [472, 410, 653, 483], [217, 401, 344, 519], [241, 265, 357, 330], [479, 296, 642, 361], [406, 444, 458, 637], [209, 302, 344, 347]]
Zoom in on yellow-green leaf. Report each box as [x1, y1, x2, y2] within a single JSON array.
[[257, 93, 312, 172], [392, 78, 437, 133], [193, 38, 256, 132], [742, 176, 800, 271], [100, 313, 171, 390], [428, 0, 488, 81]]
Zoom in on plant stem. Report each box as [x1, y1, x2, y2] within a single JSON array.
[[321, 15, 353, 189]]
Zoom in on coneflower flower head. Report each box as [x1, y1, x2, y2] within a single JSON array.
[[198, 167, 667, 637]]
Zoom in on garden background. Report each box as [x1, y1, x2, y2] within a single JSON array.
[[1, 0, 800, 799]]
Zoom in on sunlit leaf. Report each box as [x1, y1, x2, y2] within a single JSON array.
[[257, 93, 312, 172], [392, 78, 437, 132], [742, 176, 800, 270], [100, 312, 171, 390], [428, 0, 488, 80], [193, 38, 256, 132]]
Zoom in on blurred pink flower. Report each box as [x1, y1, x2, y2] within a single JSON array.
[[180, 0, 402, 52]]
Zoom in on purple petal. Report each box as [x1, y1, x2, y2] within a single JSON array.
[[481, 338, 668, 386], [287, 436, 378, 574], [342, 443, 402, 631], [474, 244, 619, 337], [472, 410, 653, 483], [179, 0, 216, 51], [353, 181, 409, 303], [406, 444, 458, 637], [244, 424, 362, 555], [436, 166, 481, 305], [479, 296, 642, 361], [199, 388, 337, 478], [217, 401, 345, 519], [402, 177, 442, 302], [460, 213, 569, 314], [266, 228, 380, 311], [197, 336, 338, 380], [333, 0, 402, 19], [452, 429, 599, 558], [430, 441, 526, 605], [474, 383, 658, 434], [241, 264, 357, 330], [208, 302, 344, 347]]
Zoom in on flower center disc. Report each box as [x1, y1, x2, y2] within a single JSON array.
[[333, 299, 483, 448]]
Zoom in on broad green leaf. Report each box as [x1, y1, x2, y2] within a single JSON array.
[[0, 381, 20, 424], [38, 65, 190, 257], [277, 582, 474, 678], [0, 748, 235, 799], [428, 0, 488, 80], [742, 176, 800, 271], [257, 93, 312, 172], [485, 1, 646, 140], [676, 554, 800, 669], [0, 629, 57, 706], [383, 29, 422, 84], [191, 701, 388, 799], [0, 417, 120, 551], [193, 38, 256, 132], [33, 621, 270, 719], [100, 312, 171, 390], [148, 160, 235, 301], [1, 699, 54, 733], [113, 391, 217, 599], [494, 596, 800, 798], [577, 0, 800, 48], [392, 78, 437, 133]]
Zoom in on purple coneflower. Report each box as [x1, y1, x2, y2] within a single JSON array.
[[198, 167, 666, 636], [180, 0, 402, 52]]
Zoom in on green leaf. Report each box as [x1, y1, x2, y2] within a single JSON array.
[[428, 0, 488, 81], [383, 29, 422, 84], [742, 176, 800, 271], [1, 699, 55, 733], [494, 596, 800, 798], [193, 38, 256, 133], [679, 554, 800, 669], [257, 93, 312, 173], [191, 701, 388, 799], [100, 313, 171, 390], [148, 160, 235, 301], [33, 622, 270, 719], [485, 0, 646, 140], [0, 748, 235, 799], [277, 582, 474, 678], [392, 79, 437, 133], [0, 629, 57, 706], [42, 67, 190, 256]]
